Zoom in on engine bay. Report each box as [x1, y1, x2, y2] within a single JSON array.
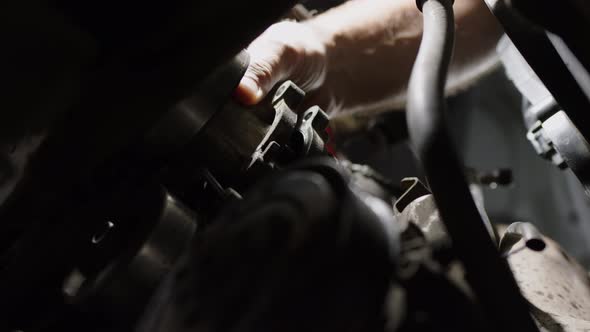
[[1, 0, 590, 331]]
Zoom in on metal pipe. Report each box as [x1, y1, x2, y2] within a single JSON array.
[[406, 0, 538, 330]]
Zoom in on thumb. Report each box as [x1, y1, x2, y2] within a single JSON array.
[[234, 46, 294, 105], [234, 21, 327, 106], [234, 75, 264, 106], [234, 22, 311, 106]]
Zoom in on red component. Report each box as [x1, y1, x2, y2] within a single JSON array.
[[325, 126, 336, 156]]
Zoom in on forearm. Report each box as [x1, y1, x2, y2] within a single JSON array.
[[305, 0, 503, 115]]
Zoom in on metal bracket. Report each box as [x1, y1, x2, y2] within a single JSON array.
[[394, 178, 431, 214]]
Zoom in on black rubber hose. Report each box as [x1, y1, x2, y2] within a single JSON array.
[[406, 0, 538, 330]]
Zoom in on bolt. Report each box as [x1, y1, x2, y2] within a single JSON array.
[[477, 169, 513, 188], [62, 269, 86, 299], [91, 221, 115, 244]]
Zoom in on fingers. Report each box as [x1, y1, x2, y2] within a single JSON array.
[[235, 42, 290, 105], [234, 75, 263, 106], [234, 21, 327, 106]]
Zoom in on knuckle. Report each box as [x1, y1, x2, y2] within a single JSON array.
[[281, 43, 302, 68], [247, 60, 276, 89], [246, 21, 327, 92]]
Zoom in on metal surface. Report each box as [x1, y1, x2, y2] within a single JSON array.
[[527, 120, 568, 169], [343, 161, 402, 202], [397, 194, 450, 252], [0, 1, 298, 327], [498, 32, 590, 195], [508, 0, 590, 75], [0, 0, 298, 245], [174, 79, 330, 191], [542, 111, 590, 196], [497, 36, 558, 127], [506, 232, 590, 331], [526, 110, 590, 196], [484, 0, 590, 138], [395, 185, 488, 331], [142, 159, 397, 332], [25, 186, 199, 332], [499, 222, 546, 255], [394, 178, 430, 214], [65, 189, 197, 326], [144, 51, 250, 161], [406, 0, 538, 330], [292, 106, 330, 157], [248, 81, 303, 169]]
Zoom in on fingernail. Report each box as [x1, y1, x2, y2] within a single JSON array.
[[237, 77, 263, 105]]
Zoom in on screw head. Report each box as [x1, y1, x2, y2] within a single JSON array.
[[91, 221, 115, 244]]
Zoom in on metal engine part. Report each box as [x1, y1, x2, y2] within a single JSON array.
[[4, 0, 590, 331], [393, 176, 590, 332], [527, 111, 590, 196], [492, 1, 590, 198], [498, 37, 590, 196], [145, 51, 331, 203], [61, 188, 197, 328], [140, 158, 398, 332]]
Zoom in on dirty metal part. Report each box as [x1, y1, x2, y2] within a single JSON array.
[[394, 178, 430, 214], [525, 97, 561, 129], [542, 111, 590, 195], [485, 0, 590, 138], [178, 79, 330, 190], [249, 81, 303, 168], [394, 177, 452, 264], [291, 106, 330, 157], [527, 120, 567, 169], [185, 96, 274, 187], [144, 57, 330, 201], [144, 51, 250, 162], [250, 82, 331, 166], [272, 80, 306, 110], [0, 0, 300, 327], [499, 222, 546, 257], [142, 158, 397, 332], [395, 195, 486, 330], [342, 161, 402, 202], [397, 194, 450, 253], [527, 111, 590, 195], [506, 232, 590, 331], [168, 80, 299, 189], [392, 176, 495, 259], [498, 36, 590, 192], [497, 36, 560, 128], [0, 0, 298, 261]]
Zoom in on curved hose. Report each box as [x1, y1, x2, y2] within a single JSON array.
[[406, 0, 538, 330]]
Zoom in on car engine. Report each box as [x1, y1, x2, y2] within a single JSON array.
[[1, 0, 590, 331]]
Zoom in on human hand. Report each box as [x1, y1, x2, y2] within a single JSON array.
[[234, 21, 329, 106]]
